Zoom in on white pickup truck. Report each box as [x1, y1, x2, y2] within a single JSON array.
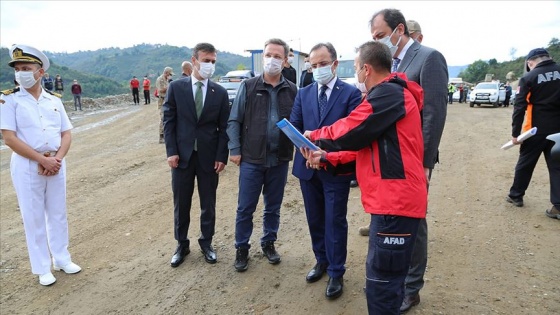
[[469, 81, 506, 107]]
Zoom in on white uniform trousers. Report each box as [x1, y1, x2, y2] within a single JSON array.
[[10, 153, 72, 275]]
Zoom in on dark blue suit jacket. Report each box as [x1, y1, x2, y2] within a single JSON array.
[[289, 77, 362, 182], [163, 77, 230, 173]]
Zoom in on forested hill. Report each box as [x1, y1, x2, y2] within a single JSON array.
[[45, 43, 251, 83]]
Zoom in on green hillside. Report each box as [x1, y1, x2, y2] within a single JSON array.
[[45, 43, 251, 82], [1, 47, 128, 102], [458, 38, 559, 83]]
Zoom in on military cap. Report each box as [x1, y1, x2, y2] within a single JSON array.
[[164, 67, 175, 76], [407, 20, 422, 33], [8, 44, 50, 71]]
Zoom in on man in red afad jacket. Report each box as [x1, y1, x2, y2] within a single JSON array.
[[303, 41, 426, 314], [130, 76, 140, 105]]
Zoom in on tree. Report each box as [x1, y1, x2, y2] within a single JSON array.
[[459, 60, 489, 83], [549, 37, 559, 46], [488, 58, 498, 66], [509, 47, 517, 60]]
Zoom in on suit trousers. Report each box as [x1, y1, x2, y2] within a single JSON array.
[[300, 172, 350, 278], [404, 168, 432, 297], [365, 215, 420, 315], [235, 161, 289, 249], [171, 151, 219, 249], [10, 153, 72, 275], [509, 134, 560, 206]]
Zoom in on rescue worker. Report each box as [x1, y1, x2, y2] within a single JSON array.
[[507, 48, 560, 220], [0, 44, 81, 286]]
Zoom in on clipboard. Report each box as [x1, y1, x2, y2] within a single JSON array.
[[276, 118, 319, 151]]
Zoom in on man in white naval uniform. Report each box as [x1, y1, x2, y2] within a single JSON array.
[[0, 44, 81, 286]]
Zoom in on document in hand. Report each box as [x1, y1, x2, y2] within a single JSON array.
[[276, 118, 319, 151], [501, 127, 538, 150]]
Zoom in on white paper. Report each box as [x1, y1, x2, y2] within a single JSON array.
[[501, 127, 537, 150]]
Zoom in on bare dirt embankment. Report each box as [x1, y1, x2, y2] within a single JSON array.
[[1, 97, 559, 314]]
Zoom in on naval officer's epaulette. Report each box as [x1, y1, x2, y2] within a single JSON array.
[[1, 87, 20, 96], [45, 89, 62, 98]]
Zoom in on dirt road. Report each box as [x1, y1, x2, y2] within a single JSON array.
[[1, 99, 558, 314]]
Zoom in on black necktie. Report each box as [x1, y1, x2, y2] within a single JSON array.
[[319, 85, 328, 118]]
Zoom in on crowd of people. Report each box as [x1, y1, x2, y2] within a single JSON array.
[[2, 7, 559, 315]]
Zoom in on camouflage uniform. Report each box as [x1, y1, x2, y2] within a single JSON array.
[[156, 74, 170, 143]]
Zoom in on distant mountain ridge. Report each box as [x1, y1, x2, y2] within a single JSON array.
[[45, 43, 251, 83]]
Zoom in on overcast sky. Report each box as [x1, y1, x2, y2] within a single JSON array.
[[1, 1, 559, 66]]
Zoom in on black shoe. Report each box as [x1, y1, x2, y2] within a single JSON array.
[[170, 245, 190, 267], [506, 196, 523, 207], [400, 294, 420, 313], [201, 245, 217, 264], [325, 277, 343, 299], [306, 263, 327, 283], [262, 242, 281, 264], [234, 248, 249, 272], [349, 180, 358, 188]]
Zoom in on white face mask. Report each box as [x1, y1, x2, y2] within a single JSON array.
[[312, 63, 334, 85], [354, 67, 367, 93], [288, 56, 294, 65], [304, 62, 311, 70], [197, 61, 215, 79], [263, 57, 283, 76], [15, 70, 40, 89], [377, 27, 401, 56]]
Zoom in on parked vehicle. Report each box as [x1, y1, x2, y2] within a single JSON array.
[[469, 81, 506, 107], [217, 77, 244, 108]]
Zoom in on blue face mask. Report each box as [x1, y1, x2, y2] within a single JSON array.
[[312, 63, 334, 85]]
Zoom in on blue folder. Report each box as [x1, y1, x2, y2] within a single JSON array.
[[276, 118, 319, 150]]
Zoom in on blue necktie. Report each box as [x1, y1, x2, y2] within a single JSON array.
[[392, 58, 401, 73], [319, 85, 328, 119]]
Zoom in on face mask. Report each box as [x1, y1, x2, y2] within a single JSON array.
[[197, 61, 215, 79], [377, 27, 401, 56], [354, 68, 367, 93], [15, 70, 40, 89], [288, 56, 294, 65], [312, 63, 334, 85], [304, 62, 311, 70], [263, 57, 283, 76]]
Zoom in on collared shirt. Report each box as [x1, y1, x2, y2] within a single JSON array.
[[395, 38, 415, 64], [191, 77, 209, 107], [0, 88, 72, 153], [317, 76, 338, 101]]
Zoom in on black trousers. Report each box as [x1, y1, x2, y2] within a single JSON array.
[[143, 90, 150, 104], [132, 88, 140, 104], [171, 151, 219, 248], [509, 134, 560, 206]]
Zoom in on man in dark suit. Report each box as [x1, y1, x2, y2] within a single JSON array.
[[290, 42, 362, 300], [370, 9, 448, 313], [163, 42, 230, 267]]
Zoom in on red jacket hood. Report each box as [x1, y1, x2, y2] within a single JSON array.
[[383, 73, 424, 112]]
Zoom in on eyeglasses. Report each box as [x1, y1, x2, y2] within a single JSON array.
[[310, 60, 334, 69]]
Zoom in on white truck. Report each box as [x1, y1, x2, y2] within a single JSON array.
[[469, 81, 506, 107]]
